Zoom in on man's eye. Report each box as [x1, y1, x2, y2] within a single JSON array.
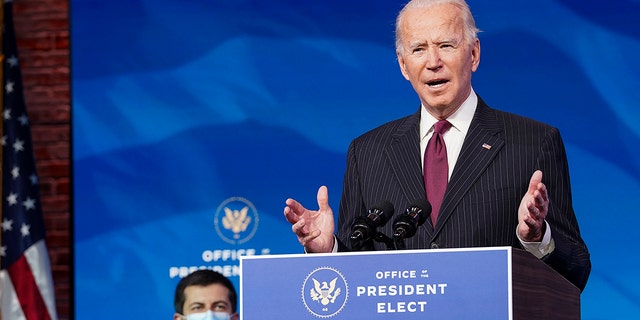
[[214, 304, 229, 311]]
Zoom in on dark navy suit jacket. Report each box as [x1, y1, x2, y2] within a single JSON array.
[[335, 97, 591, 291]]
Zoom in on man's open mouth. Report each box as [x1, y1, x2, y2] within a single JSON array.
[[427, 79, 448, 87]]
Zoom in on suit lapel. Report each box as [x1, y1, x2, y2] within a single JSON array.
[[385, 110, 426, 211], [434, 99, 505, 232]]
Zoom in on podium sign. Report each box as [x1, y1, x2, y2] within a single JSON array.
[[240, 247, 514, 319]]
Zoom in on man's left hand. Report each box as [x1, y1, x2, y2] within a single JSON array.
[[517, 170, 549, 242]]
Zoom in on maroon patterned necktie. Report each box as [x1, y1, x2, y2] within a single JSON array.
[[424, 120, 452, 226]]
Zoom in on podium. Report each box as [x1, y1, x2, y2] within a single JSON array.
[[240, 247, 579, 319]]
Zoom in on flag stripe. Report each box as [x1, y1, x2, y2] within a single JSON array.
[[1, 269, 27, 319], [8, 250, 52, 320], [25, 240, 57, 318]]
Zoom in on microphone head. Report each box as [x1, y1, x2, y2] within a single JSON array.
[[367, 200, 394, 226], [405, 199, 431, 226]]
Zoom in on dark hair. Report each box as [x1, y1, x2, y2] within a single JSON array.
[[173, 270, 238, 314]]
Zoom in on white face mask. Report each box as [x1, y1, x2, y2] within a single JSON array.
[[184, 310, 231, 320]]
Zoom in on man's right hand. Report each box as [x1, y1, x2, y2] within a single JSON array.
[[284, 186, 335, 253]]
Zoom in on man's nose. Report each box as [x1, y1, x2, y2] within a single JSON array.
[[425, 48, 443, 71]]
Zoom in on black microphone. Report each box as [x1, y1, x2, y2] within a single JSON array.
[[392, 199, 432, 240], [349, 200, 394, 244]]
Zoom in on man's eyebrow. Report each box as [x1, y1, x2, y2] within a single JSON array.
[[408, 40, 428, 49], [187, 302, 205, 308], [408, 37, 459, 47]]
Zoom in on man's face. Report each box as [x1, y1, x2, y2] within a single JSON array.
[[396, 3, 480, 118], [174, 283, 237, 320]]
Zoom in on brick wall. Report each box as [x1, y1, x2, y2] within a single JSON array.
[[12, 0, 71, 319]]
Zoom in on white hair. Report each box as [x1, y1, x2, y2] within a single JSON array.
[[395, 0, 480, 52]]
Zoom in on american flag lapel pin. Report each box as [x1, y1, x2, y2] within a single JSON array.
[[482, 143, 492, 150]]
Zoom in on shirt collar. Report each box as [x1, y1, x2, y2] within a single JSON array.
[[420, 88, 478, 139]]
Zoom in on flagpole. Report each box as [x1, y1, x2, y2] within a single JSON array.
[[0, 2, 5, 318], [0, 0, 5, 277]]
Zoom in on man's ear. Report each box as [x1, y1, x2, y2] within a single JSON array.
[[471, 38, 481, 72]]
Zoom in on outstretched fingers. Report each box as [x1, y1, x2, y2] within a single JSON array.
[[284, 198, 305, 223], [517, 170, 550, 241]]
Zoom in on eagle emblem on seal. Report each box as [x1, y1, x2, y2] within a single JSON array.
[[310, 277, 342, 305]]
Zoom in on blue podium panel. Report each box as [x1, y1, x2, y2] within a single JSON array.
[[240, 247, 513, 319]]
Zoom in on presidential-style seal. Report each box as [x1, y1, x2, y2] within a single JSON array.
[[301, 266, 349, 318]]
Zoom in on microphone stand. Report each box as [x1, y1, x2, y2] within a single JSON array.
[[350, 233, 374, 251], [374, 232, 396, 250], [392, 230, 407, 250]]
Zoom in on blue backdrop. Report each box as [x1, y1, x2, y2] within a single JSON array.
[[71, 0, 640, 318]]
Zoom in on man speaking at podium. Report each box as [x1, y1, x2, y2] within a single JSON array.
[[284, 0, 590, 291]]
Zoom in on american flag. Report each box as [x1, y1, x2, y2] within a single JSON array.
[[0, 1, 58, 319]]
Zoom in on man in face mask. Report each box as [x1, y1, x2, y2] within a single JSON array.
[[173, 270, 238, 320]]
